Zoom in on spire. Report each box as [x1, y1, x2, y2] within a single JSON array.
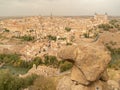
[[50, 12, 53, 19], [105, 12, 108, 15], [94, 12, 97, 15]]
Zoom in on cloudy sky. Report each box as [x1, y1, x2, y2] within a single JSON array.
[[0, 0, 120, 16]]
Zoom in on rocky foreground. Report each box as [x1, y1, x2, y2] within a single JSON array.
[[20, 40, 120, 90]]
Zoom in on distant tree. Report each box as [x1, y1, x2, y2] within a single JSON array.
[[59, 61, 73, 72], [98, 24, 113, 31], [65, 27, 71, 32], [0, 70, 37, 90], [4, 28, 10, 32], [47, 35, 57, 41]]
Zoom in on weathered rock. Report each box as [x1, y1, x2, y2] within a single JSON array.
[[71, 65, 90, 85], [57, 76, 72, 90], [100, 70, 109, 81], [108, 80, 120, 90], [57, 76, 110, 90], [72, 80, 110, 90], [57, 42, 111, 85]]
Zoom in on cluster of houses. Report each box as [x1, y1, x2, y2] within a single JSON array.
[[0, 13, 108, 60]]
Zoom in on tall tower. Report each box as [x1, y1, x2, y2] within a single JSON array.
[[94, 12, 97, 20], [50, 12, 53, 19], [104, 12, 108, 23]]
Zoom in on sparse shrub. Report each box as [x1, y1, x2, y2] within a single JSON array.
[[4, 28, 10, 32], [0, 54, 43, 69], [109, 19, 118, 25], [23, 74, 38, 88], [0, 54, 20, 64], [29, 29, 34, 32], [70, 36, 75, 42], [98, 24, 113, 31], [83, 33, 89, 38], [32, 57, 43, 66], [106, 45, 120, 69], [66, 42, 72, 46], [0, 70, 23, 90], [58, 37, 66, 40], [109, 19, 120, 31], [108, 60, 120, 70], [44, 55, 58, 67], [14, 35, 35, 41], [65, 27, 71, 32], [109, 41, 117, 46], [0, 70, 38, 90], [29, 75, 56, 90], [21, 35, 35, 41], [59, 61, 73, 72], [18, 57, 43, 69], [47, 35, 57, 41]]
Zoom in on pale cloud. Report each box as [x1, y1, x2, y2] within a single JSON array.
[[0, 0, 119, 16]]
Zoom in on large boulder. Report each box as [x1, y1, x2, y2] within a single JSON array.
[[57, 76, 72, 90], [71, 80, 110, 90], [57, 76, 110, 90], [57, 42, 111, 85]]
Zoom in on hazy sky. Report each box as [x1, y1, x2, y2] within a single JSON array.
[[0, 0, 120, 16]]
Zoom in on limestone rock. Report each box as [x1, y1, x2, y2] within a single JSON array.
[[57, 42, 111, 84], [57, 77, 110, 90], [100, 70, 109, 81], [71, 65, 90, 85], [72, 80, 110, 90], [57, 76, 72, 90], [107, 80, 120, 90]]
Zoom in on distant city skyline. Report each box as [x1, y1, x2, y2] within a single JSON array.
[[0, 0, 120, 16]]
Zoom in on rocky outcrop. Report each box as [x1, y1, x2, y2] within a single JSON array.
[[57, 42, 111, 90], [57, 76, 72, 90], [57, 76, 110, 90], [108, 80, 120, 90]]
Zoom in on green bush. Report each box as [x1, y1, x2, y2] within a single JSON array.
[[32, 57, 43, 66], [44, 55, 58, 67], [98, 24, 113, 31], [29, 75, 56, 90], [109, 19, 118, 25], [18, 57, 43, 69], [47, 35, 57, 41], [109, 19, 120, 30], [21, 35, 35, 41], [58, 37, 66, 40], [0, 70, 38, 90], [66, 42, 72, 46], [83, 33, 89, 38], [108, 60, 120, 70], [0, 54, 20, 64], [4, 28, 10, 32], [14, 35, 35, 41], [65, 27, 71, 32], [0, 54, 43, 69], [59, 61, 73, 72], [23, 74, 38, 88], [0, 70, 23, 90], [106, 45, 120, 69]]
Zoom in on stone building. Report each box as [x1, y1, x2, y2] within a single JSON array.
[[94, 13, 108, 24]]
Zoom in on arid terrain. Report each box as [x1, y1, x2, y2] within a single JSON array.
[[0, 14, 120, 90]]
